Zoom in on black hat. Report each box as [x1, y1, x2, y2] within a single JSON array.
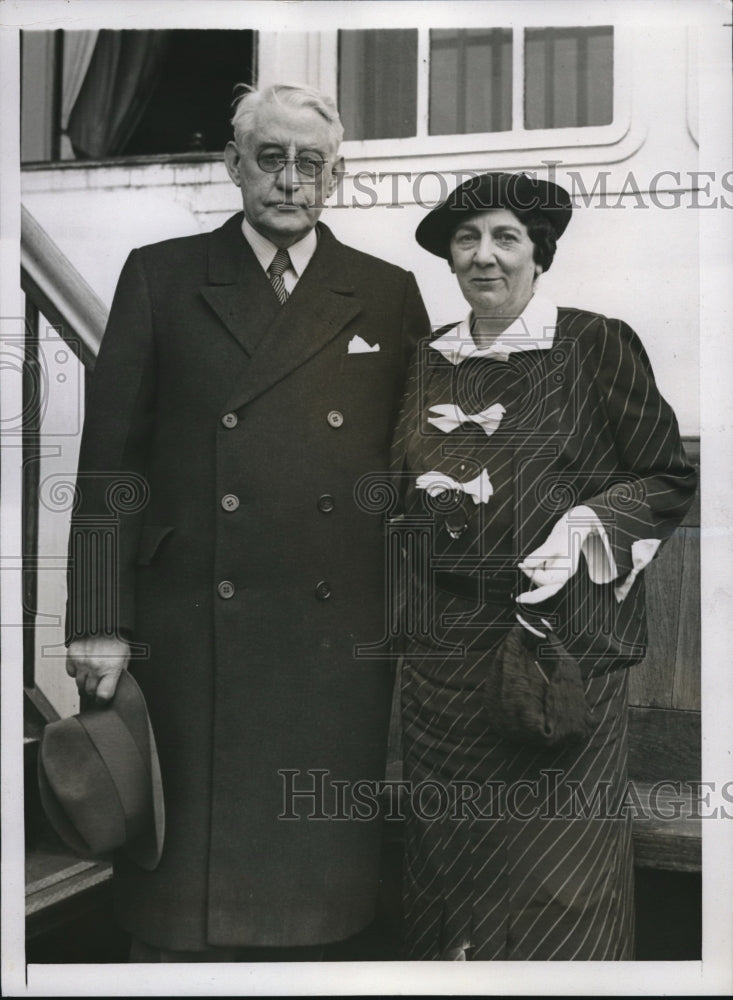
[[415, 172, 573, 259], [38, 671, 165, 870]]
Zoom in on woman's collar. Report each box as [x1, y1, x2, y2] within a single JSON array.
[[430, 294, 559, 365]]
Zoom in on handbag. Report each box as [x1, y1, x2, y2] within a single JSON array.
[[483, 619, 593, 748], [516, 562, 648, 675]]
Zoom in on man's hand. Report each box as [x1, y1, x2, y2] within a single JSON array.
[[66, 636, 131, 703]]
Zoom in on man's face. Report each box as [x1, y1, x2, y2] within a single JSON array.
[[224, 102, 343, 248]]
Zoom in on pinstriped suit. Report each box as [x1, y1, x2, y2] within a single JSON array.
[[391, 306, 696, 959]]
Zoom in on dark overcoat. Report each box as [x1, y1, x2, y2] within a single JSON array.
[[66, 213, 430, 949]]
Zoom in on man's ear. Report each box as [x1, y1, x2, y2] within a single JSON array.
[[326, 155, 345, 199], [224, 141, 242, 185]]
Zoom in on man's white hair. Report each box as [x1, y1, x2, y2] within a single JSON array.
[[231, 83, 344, 152]]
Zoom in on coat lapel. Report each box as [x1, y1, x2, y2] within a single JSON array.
[[224, 223, 363, 412], [200, 213, 282, 357]]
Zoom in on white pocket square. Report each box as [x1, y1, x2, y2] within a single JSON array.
[[348, 335, 380, 354]]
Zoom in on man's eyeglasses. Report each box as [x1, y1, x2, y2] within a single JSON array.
[[257, 149, 326, 178]]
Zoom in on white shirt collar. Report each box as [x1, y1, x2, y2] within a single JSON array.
[[241, 216, 318, 278], [430, 293, 559, 365]]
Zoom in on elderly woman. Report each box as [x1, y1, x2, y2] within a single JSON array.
[[394, 172, 697, 960]]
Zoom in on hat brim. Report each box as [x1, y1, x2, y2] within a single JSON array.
[[38, 739, 102, 858], [415, 172, 572, 259], [123, 698, 165, 871], [37, 671, 165, 871]]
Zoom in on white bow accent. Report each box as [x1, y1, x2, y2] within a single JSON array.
[[429, 297, 559, 366], [415, 469, 494, 505], [427, 402, 505, 436], [430, 338, 519, 365]]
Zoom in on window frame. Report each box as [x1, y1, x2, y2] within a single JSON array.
[[20, 27, 256, 168], [20, 23, 639, 172], [338, 24, 634, 163]]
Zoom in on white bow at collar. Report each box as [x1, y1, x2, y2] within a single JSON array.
[[430, 294, 559, 366]]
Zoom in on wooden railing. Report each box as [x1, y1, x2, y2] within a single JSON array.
[[20, 204, 107, 689], [22, 206, 106, 701], [20, 204, 107, 371], [21, 206, 111, 942]]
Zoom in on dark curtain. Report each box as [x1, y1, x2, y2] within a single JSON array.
[[430, 29, 513, 135], [524, 27, 614, 130], [66, 30, 171, 158], [339, 29, 418, 140]]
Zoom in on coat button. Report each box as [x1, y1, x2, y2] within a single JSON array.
[[327, 410, 344, 428], [315, 580, 331, 600], [444, 510, 468, 540], [221, 494, 240, 512], [317, 494, 335, 513], [221, 412, 238, 429], [217, 580, 235, 599]]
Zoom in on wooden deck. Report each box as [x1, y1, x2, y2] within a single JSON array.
[[627, 437, 700, 872]]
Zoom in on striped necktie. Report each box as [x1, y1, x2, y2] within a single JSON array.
[[268, 248, 291, 305]]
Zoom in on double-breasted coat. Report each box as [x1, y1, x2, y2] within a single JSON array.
[[66, 212, 430, 949]]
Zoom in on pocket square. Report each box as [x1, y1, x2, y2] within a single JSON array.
[[348, 335, 380, 354]]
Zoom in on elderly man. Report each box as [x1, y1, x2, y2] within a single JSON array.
[[65, 83, 429, 961]]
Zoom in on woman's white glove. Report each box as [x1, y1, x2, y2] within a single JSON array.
[[517, 505, 613, 604]]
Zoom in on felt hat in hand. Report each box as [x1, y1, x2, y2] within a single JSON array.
[[38, 670, 165, 870]]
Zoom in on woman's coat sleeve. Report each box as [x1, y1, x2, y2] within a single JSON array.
[[582, 317, 697, 580]]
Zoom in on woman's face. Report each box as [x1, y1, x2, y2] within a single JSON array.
[[449, 209, 540, 320]]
